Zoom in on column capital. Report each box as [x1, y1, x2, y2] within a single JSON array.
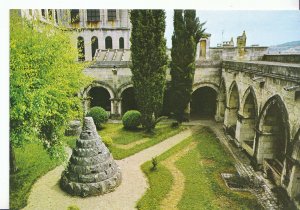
[[110, 97, 121, 102]]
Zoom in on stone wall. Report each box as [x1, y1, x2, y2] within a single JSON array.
[[263, 54, 300, 64], [208, 46, 268, 61], [220, 60, 300, 200]]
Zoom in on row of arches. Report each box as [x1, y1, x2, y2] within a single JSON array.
[[84, 79, 299, 197], [77, 36, 125, 61], [87, 85, 137, 115], [218, 80, 300, 193]]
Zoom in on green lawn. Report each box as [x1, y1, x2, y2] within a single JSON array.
[[64, 123, 186, 160], [10, 142, 62, 210], [101, 123, 186, 159], [137, 127, 262, 210]]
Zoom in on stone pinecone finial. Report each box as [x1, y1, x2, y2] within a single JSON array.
[[60, 117, 122, 197]]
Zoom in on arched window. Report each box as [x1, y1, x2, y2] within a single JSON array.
[[119, 37, 124, 49], [105, 36, 112, 49], [77, 36, 85, 61], [91, 36, 98, 59]]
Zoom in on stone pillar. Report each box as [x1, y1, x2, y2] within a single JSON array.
[[255, 132, 277, 164], [118, 99, 122, 116], [235, 114, 256, 147], [287, 165, 300, 198], [82, 96, 91, 115], [215, 98, 225, 122], [223, 106, 238, 130], [183, 102, 191, 121], [110, 98, 121, 119]]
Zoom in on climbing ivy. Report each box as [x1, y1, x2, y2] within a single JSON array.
[[10, 10, 91, 169], [130, 10, 168, 131]]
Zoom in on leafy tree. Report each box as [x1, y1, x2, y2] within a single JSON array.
[[170, 10, 205, 122], [10, 10, 91, 172], [130, 10, 168, 132]]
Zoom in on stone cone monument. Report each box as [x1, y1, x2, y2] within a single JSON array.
[[60, 117, 122, 197]]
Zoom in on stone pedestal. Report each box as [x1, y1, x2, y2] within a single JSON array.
[[60, 117, 122, 197]]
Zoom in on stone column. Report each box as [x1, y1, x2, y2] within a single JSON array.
[[255, 131, 277, 164], [110, 98, 121, 119], [183, 102, 191, 121], [235, 114, 256, 148], [215, 98, 225, 122], [287, 165, 300, 198], [223, 106, 238, 130]]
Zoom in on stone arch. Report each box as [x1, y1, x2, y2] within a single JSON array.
[[192, 82, 219, 93], [84, 81, 115, 99], [105, 36, 112, 49], [116, 82, 137, 115], [227, 81, 240, 108], [191, 83, 218, 119], [236, 86, 258, 153], [255, 95, 290, 186], [91, 36, 98, 59], [77, 36, 85, 61], [82, 81, 115, 113], [116, 82, 133, 98], [120, 87, 138, 115], [224, 81, 240, 139], [240, 86, 258, 117], [257, 95, 290, 144]]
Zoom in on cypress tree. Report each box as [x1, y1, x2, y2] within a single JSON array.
[[130, 10, 168, 131], [170, 10, 205, 122]]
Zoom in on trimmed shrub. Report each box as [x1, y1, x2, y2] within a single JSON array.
[[122, 110, 142, 130], [86, 106, 108, 130], [102, 136, 113, 148]]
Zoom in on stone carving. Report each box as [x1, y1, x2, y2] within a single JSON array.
[[60, 117, 122, 197]]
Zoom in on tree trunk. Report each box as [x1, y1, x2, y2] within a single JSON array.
[[10, 144, 17, 174]]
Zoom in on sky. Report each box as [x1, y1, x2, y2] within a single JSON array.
[[165, 10, 300, 48]]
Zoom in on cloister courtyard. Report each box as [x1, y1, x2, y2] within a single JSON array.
[[12, 119, 268, 210], [8, 8, 300, 210]]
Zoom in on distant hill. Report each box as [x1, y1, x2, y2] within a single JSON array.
[[268, 40, 300, 54]]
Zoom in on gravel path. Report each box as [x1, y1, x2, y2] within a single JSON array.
[[24, 128, 193, 210]]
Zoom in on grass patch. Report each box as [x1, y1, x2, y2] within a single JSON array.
[[137, 127, 262, 210], [10, 142, 62, 210], [103, 124, 186, 159], [63, 123, 186, 160]]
